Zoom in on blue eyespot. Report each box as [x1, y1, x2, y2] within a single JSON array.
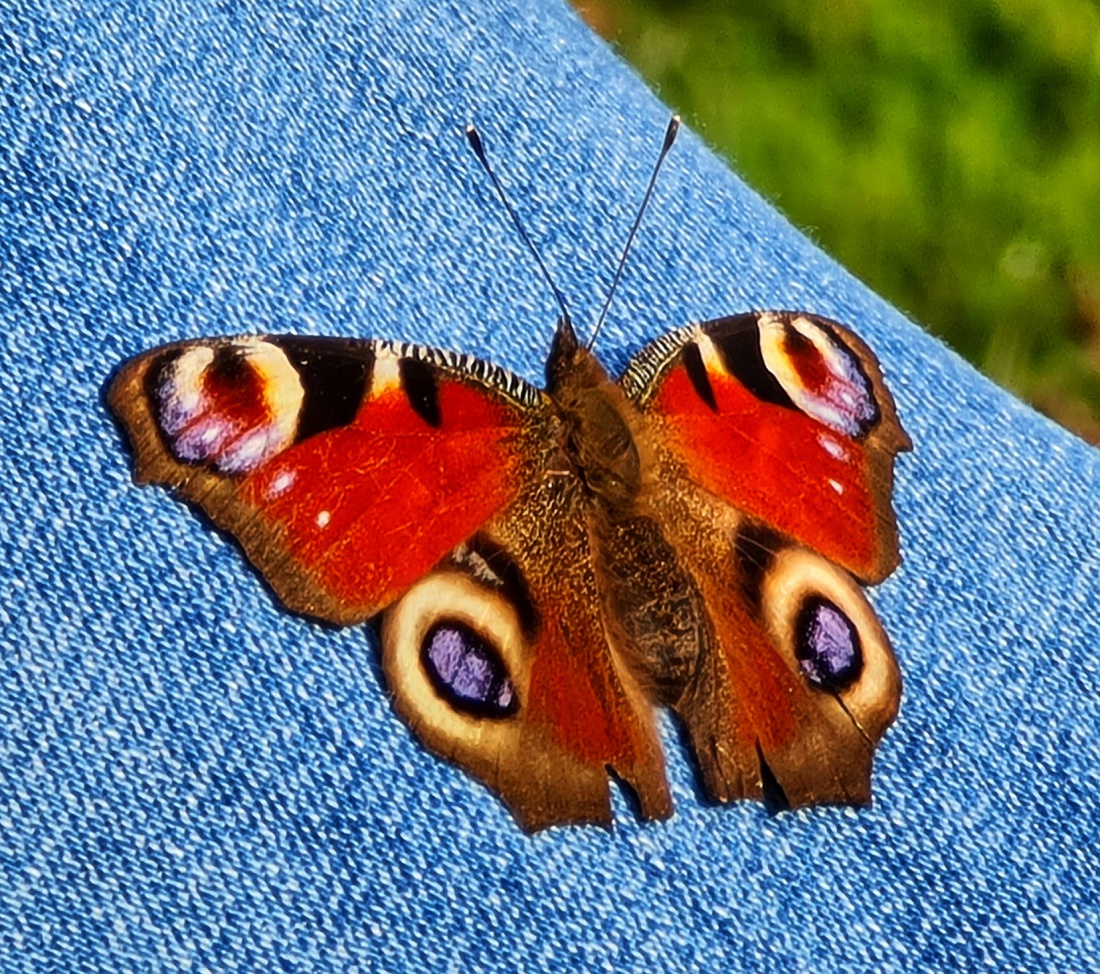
[[422, 623, 518, 718], [795, 597, 863, 692]]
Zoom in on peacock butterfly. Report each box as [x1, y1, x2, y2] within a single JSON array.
[[108, 119, 909, 832]]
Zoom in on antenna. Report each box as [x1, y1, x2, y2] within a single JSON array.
[[587, 115, 680, 351], [465, 124, 572, 325]]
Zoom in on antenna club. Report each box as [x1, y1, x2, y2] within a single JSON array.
[[466, 124, 487, 160], [665, 115, 681, 148]]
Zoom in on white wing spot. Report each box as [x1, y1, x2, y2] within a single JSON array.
[[373, 347, 403, 396], [817, 432, 849, 461], [269, 469, 296, 498], [316, 510, 331, 528], [828, 478, 845, 495]]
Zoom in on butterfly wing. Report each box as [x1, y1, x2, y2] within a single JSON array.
[[379, 475, 672, 833], [621, 312, 911, 583], [618, 312, 908, 807], [108, 335, 548, 624], [110, 334, 671, 831]]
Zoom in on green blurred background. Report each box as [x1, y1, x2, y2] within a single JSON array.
[[573, 0, 1100, 442]]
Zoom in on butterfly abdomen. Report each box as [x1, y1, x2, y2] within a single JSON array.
[[594, 513, 708, 708]]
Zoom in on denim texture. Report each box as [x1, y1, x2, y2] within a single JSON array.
[[2, 1, 1098, 970]]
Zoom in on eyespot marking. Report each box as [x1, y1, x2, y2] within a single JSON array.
[[795, 596, 864, 692], [148, 340, 303, 475], [422, 622, 518, 718], [758, 315, 879, 437]]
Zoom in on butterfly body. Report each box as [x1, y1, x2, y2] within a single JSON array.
[[110, 309, 908, 832]]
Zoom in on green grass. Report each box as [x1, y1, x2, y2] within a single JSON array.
[[575, 0, 1100, 440]]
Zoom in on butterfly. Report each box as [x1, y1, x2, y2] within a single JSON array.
[[108, 121, 910, 832]]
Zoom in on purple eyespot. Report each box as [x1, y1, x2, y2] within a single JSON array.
[[795, 597, 863, 692], [422, 623, 517, 718]]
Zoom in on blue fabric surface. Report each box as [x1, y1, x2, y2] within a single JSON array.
[[2, 1, 1098, 970]]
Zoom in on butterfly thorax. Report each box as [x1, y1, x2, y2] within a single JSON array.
[[536, 317, 708, 708], [545, 318, 643, 513]]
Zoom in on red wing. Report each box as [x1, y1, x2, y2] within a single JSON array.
[[109, 335, 548, 624], [621, 312, 911, 582]]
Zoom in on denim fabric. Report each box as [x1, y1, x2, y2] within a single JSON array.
[[2, 0, 1098, 970]]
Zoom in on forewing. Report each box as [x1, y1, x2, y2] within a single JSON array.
[[621, 312, 911, 583], [109, 335, 548, 624]]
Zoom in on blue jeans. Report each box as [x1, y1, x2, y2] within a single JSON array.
[[2, 1, 1097, 970]]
